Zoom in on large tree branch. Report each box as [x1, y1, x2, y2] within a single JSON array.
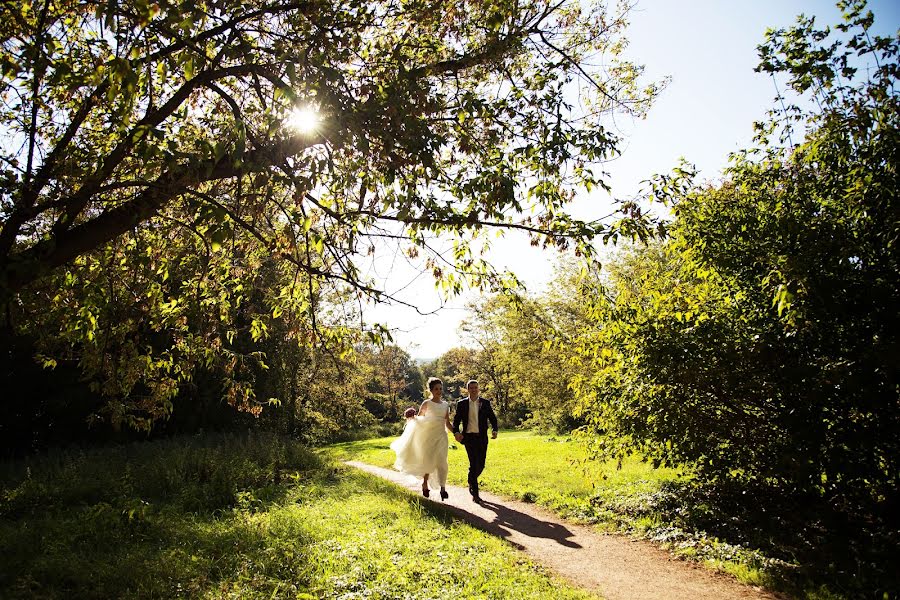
[[407, 32, 526, 79], [0, 82, 112, 259], [4, 3, 310, 249], [49, 63, 288, 236], [537, 31, 633, 113], [23, 1, 51, 192], [405, 1, 571, 80], [2, 131, 325, 295], [359, 209, 609, 240], [138, 2, 313, 66]]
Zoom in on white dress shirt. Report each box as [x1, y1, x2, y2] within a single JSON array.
[[465, 398, 480, 433]]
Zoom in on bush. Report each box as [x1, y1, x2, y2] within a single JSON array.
[[573, 6, 900, 595]]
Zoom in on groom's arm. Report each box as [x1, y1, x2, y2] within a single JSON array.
[[452, 401, 463, 434], [486, 400, 498, 434]]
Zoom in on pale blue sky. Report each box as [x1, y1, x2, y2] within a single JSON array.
[[367, 0, 900, 360]]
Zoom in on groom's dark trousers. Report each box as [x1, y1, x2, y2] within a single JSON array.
[[462, 434, 488, 494], [453, 398, 498, 497]]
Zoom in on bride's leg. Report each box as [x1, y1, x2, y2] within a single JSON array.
[[437, 458, 449, 500], [437, 460, 448, 489], [421, 474, 430, 497]]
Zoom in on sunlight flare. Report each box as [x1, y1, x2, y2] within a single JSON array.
[[287, 105, 320, 134]]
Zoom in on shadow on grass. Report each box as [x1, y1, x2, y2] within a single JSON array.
[[3, 448, 601, 600], [0, 433, 330, 599], [1, 504, 317, 599]]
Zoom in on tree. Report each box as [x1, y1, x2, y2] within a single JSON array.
[[2, 210, 368, 434], [1, 0, 660, 297], [462, 258, 594, 430], [572, 3, 899, 591], [425, 346, 478, 400], [459, 298, 517, 417], [1, 0, 661, 429], [359, 344, 420, 420]]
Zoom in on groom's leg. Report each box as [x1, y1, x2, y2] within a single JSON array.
[[474, 437, 488, 480], [467, 436, 488, 498], [463, 434, 480, 493]]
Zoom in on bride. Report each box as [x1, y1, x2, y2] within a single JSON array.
[[390, 377, 453, 500]]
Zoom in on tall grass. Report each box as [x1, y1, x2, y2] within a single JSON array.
[[0, 432, 596, 599]]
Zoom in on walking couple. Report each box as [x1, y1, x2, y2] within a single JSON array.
[[390, 378, 498, 503]]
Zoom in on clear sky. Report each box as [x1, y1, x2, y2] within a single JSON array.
[[365, 0, 900, 360]]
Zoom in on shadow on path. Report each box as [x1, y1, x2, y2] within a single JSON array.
[[345, 460, 779, 600], [467, 498, 583, 549], [344, 461, 581, 549]]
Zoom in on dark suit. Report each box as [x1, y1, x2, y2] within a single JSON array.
[[452, 398, 498, 497]]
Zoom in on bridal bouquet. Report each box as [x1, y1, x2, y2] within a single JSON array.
[[403, 407, 417, 420]]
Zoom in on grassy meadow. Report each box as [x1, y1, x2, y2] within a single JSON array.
[[324, 429, 680, 524], [0, 432, 596, 599], [325, 430, 809, 595]]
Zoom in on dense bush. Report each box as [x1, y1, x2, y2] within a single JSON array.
[[572, 5, 899, 594]]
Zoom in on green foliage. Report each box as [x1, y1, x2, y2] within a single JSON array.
[[423, 346, 480, 400], [0, 0, 662, 432], [3, 215, 372, 437], [0, 433, 595, 599], [570, 4, 899, 595], [357, 343, 424, 421], [456, 259, 597, 430]]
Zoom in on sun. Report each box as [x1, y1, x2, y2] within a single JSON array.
[[287, 105, 320, 134]]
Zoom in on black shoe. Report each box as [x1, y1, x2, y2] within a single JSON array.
[[422, 485, 430, 498], [440, 489, 449, 501], [472, 493, 481, 503]]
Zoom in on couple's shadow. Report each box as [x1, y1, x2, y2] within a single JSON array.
[[444, 497, 582, 550]]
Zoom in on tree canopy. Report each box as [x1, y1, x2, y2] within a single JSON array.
[[566, 4, 898, 591], [1, 0, 659, 297], [0, 0, 660, 428]]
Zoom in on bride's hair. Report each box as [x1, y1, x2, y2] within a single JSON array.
[[427, 377, 443, 392]]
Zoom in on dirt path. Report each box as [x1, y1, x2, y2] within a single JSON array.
[[346, 461, 782, 600]]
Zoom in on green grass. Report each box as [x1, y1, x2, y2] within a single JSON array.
[[0, 432, 597, 599], [324, 430, 678, 522], [324, 430, 810, 596]]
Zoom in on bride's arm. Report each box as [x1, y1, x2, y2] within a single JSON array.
[[418, 400, 428, 416], [444, 407, 453, 432]]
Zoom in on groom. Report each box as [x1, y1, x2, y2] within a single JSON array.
[[453, 379, 498, 503]]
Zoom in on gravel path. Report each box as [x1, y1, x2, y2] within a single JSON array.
[[346, 461, 782, 600]]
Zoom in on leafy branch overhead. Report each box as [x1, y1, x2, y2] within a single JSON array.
[[0, 0, 662, 299]]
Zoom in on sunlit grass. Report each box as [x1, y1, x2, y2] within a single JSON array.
[[324, 429, 681, 522], [0, 432, 597, 599], [325, 430, 828, 597]]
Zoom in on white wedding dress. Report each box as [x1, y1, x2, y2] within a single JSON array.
[[390, 399, 450, 489]]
